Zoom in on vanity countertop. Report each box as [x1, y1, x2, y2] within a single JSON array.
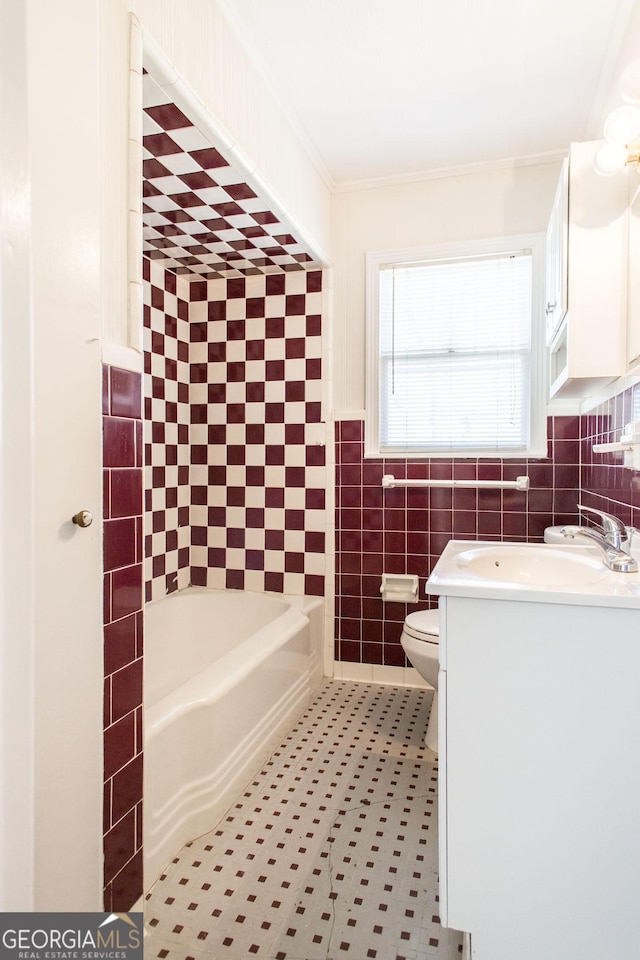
[[425, 539, 640, 609]]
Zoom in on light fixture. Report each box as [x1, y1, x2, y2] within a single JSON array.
[[595, 59, 640, 176]]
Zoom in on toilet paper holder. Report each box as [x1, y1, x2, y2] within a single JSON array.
[[380, 573, 419, 603]]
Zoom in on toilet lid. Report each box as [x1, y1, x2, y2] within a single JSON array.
[[404, 609, 439, 642]]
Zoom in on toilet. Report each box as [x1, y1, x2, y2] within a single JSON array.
[[400, 608, 439, 753]]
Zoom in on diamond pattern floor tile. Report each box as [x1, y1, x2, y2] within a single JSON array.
[[144, 680, 463, 960]]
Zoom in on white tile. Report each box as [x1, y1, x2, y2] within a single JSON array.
[[264, 508, 285, 529], [403, 666, 433, 689], [282, 572, 305, 595], [282, 487, 306, 510], [336, 661, 373, 683], [283, 529, 305, 552], [263, 550, 285, 572], [284, 315, 307, 337], [243, 487, 265, 508], [245, 359, 266, 382]]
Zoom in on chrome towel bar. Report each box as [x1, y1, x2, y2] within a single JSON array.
[[381, 474, 530, 491]]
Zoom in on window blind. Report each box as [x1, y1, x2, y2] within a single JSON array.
[[378, 250, 533, 454]]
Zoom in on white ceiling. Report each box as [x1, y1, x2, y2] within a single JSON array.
[[217, 0, 637, 190]]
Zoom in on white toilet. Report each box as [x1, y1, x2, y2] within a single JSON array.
[[400, 608, 439, 753]]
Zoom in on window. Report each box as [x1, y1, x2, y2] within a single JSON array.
[[365, 235, 546, 458]]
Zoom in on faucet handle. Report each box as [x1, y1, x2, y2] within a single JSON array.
[[577, 504, 626, 547]]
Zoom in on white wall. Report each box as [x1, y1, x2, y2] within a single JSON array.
[[131, 0, 332, 264], [330, 161, 562, 412]]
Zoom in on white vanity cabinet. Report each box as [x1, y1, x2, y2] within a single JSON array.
[[547, 140, 628, 398], [435, 592, 640, 960]]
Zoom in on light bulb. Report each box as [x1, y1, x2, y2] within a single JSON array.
[[594, 141, 628, 176], [620, 60, 640, 105], [603, 105, 640, 145]]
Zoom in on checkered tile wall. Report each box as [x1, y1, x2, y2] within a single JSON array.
[[143, 259, 326, 601], [142, 72, 322, 280], [143, 258, 192, 601], [189, 269, 326, 596]]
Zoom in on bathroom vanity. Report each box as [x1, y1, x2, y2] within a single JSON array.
[[426, 540, 640, 960]]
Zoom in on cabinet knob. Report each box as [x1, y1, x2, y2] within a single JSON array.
[[72, 510, 93, 528]]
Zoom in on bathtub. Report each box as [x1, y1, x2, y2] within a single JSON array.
[[143, 587, 324, 888]]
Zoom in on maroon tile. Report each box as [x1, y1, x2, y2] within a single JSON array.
[[110, 469, 143, 519], [553, 439, 580, 464], [305, 532, 325, 553], [110, 368, 142, 419], [477, 511, 502, 536], [383, 643, 406, 667], [104, 614, 138, 675], [102, 365, 110, 415], [338, 639, 361, 662], [362, 641, 383, 664], [104, 712, 135, 780], [109, 848, 143, 913], [104, 518, 137, 573], [143, 132, 181, 157], [528, 487, 554, 512], [265, 530, 285, 550], [110, 753, 143, 828], [265, 571, 284, 592], [285, 552, 305, 573], [503, 512, 527, 537], [304, 575, 325, 596], [552, 415, 581, 440], [266, 317, 285, 338], [226, 569, 245, 590], [285, 467, 306, 488], [103, 470, 111, 520], [111, 564, 143, 621], [306, 314, 321, 336], [306, 358, 322, 380], [104, 573, 112, 625], [554, 488, 580, 514], [111, 659, 143, 723], [307, 271, 322, 293], [145, 102, 191, 131], [104, 808, 136, 882], [306, 489, 326, 510], [185, 281, 205, 302]]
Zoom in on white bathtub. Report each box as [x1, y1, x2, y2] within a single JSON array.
[[143, 587, 324, 888]]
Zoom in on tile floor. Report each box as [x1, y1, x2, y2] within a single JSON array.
[[144, 680, 464, 960]]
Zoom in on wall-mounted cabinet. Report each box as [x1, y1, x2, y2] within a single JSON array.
[[627, 178, 640, 368], [547, 140, 629, 399], [544, 158, 568, 345]]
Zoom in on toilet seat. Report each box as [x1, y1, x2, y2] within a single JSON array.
[[403, 609, 439, 643]]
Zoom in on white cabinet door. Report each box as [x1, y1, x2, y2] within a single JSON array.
[[440, 594, 640, 960], [547, 140, 628, 398], [627, 178, 640, 366], [1, 0, 107, 911], [544, 159, 568, 344]]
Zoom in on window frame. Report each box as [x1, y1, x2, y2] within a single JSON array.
[[364, 234, 547, 459]]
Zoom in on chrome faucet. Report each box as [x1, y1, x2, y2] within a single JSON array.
[[577, 504, 627, 549], [561, 505, 638, 573]]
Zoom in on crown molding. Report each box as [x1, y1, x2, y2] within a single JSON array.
[[331, 150, 568, 194]]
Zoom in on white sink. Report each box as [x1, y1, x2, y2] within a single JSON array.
[[454, 544, 607, 586]]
